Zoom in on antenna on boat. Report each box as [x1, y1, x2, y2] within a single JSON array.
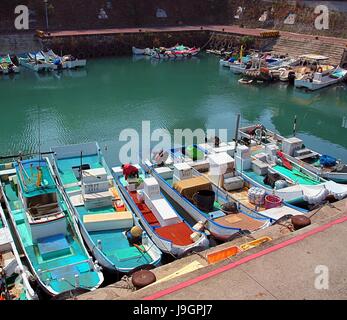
[[293, 115, 297, 137], [79, 150, 83, 181], [234, 114, 241, 148], [38, 106, 42, 165]]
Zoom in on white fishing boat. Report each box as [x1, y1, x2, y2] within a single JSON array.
[[294, 66, 347, 91], [18, 53, 52, 72], [132, 47, 154, 56], [114, 165, 209, 257], [51, 143, 162, 273], [239, 124, 347, 183], [142, 158, 271, 242], [42, 50, 87, 69], [175, 135, 347, 207], [0, 158, 104, 296], [0, 204, 37, 300]]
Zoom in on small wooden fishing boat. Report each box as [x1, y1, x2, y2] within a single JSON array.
[[141, 158, 271, 242], [0, 158, 103, 296], [114, 166, 209, 257], [239, 124, 347, 184], [51, 143, 162, 273], [0, 203, 36, 300]]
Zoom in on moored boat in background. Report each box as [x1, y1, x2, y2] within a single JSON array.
[[0, 55, 20, 74]]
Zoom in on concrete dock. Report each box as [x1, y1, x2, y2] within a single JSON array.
[[77, 198, 347, 300]]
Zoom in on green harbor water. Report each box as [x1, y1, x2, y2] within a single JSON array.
[[1, 54, 347, 165]]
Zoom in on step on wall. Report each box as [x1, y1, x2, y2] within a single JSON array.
[[270, 35, 347, 66]]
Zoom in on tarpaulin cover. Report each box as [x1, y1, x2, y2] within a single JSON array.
[[173, 176, 212, 202]]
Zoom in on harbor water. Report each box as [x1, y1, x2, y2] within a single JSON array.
[[1, 54, 347, 165]]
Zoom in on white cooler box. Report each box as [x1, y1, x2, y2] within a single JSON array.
[[154, 166, 173, 180], [83, 211, 133, 232], [223, 175, 244, 191], [83, 190, 113, 210], [252, 160, 268, 176], [82, 180, 109, 194], [149, 198, 180, 227], [82, 168, 108, 183]]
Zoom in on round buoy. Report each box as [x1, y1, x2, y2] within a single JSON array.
[[291, 215, 311, 231], [131, 270, 156, 289], [130, 226, 143, 238]]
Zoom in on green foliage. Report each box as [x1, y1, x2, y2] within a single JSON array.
[[240, 36, 255, 48]]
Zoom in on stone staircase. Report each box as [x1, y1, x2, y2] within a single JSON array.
[[0, 33, 42, 55], [270, 35, 347, 66]]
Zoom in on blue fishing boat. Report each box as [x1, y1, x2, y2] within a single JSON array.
[[0, 158, 104, 296], [50, 142, 162, 274]]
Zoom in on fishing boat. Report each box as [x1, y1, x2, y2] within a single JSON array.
[[18, 53, 52, 72], [51, 143, 162, 273], [0, 55, 20, 74], [239, 124, 347, 183], [141, 157, 271, 242], [132, 47, 154, 56], [151, 45, 200, 60], [0, 203, 37, 300], [237, 126, 347, 204], [113, 165, 209, 257], [0, 158, 103, 296], [238, 78, 253, 84], [288, 54, 344, 90], [294, 66, 347, 91], [230, 54, 293, 76], [169, 147, 309, 221], [42, 50, 87, 69]]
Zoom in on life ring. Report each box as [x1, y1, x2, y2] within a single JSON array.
[[317, 67, 323, 73]]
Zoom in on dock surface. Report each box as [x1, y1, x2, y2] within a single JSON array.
[[77, 198, 347, 300]]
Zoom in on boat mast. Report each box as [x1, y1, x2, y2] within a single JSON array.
[[293, 115, 297, 137]]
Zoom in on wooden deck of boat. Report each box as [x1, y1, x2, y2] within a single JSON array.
[[229, 188, 265, 212], [200, 172, 265, 212], [214, 212, 265, 231]]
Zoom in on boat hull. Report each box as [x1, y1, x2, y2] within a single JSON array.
[[116, 177, 209, 257]]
